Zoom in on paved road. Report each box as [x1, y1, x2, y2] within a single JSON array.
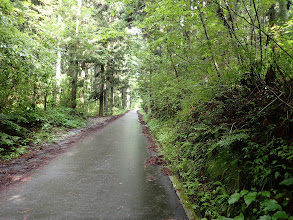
[[0, 110, 187, 219]]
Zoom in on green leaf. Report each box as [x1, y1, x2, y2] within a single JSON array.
[[260, 200, 282, 212], [272, 211, 289, 220], [228, 193, 241, 204], [217, 133, 249, 147], [240, 190, 248, 196], [259, 216, 272, 220], [280, 178, 293, 186], [244, 192, 257, 207], [192, 204, 199, 209], [275, 172, 281, 179], [187, 189, 195, 195], [235, 213, 244, 220], [261, 191, 271, 198]]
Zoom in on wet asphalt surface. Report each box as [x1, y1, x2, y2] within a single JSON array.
[[0, 110, 187, 220]]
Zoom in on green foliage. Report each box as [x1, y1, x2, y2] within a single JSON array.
[[223, 189, 291, 219], [136, 0, 293, 218], [43, 107, 86, 128], [0, 106, 86, 160], [0, 0, 137, 159], [0, 0, 57, 111], [280, 178, 293, 186], [144, 84, 293, 218], [112, 108, 129, 116], [0, 132, 21, 147]]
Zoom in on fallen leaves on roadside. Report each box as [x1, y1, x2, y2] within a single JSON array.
[[160, 167, 173, 176], [138, 111, 173, 178], [148, 144, 158, 153], [146, 175, 155, 181], [19, 209, 33, 214], [144, 155, 166, 168]]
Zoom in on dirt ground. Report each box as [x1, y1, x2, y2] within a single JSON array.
[[0, 114, 126, 193], [137, 112, 173, 176]]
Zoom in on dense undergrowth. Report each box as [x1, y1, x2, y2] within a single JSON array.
[[144, 82, 293, 219], [0, 106, 86, 160]]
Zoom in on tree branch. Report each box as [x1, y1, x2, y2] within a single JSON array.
[[212, 0, 293, 60], [198, 4, 221, 77], [252, 0, 263, 63]]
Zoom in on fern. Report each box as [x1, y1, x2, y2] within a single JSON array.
[[0, 132, 21, 146], [0, 113, 27, 134], [216, 133, 250, 148]]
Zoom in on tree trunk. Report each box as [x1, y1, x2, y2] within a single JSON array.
[[71, 61, 78, 109], [198, 5, 221, 78], [99, 64, 105, 116], [122, 87, 126, 109], [44, 94, 47, 111], [32, 84, 37, 109], [115, 93, 119, 109], [56, 13, 62, 103], [93, 64, 99, 96], [110, 86, 114, 115], [80, 66, 86, 110], [127, 88, 131, 109], [252, 0, 263, 64], [104, 79, 109, 114], [56, 44, 62, 103], [71, 0, 82, 109], [86, 67, 92, 113]]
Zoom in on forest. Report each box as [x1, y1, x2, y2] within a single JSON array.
[[1, 0, 293, 219], [0, 0, 138, 159]]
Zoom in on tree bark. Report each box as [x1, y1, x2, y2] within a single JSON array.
[[71, 0, 82, 109], [56, 44, 62, 103], [110, 86, 114, 115], [99, 64, 105, 116], [44, 94, 47, 111], [104, 79, 109, 113], [71, 61, 78, 109], [122, 87, 126, 109], [127, 88, 131, 109], [80, 64, 86, 110], [252, 0, 263, 64], [56, 10, 62, 103], [32, 84, 37, 109], [87, 67, 92, 113]]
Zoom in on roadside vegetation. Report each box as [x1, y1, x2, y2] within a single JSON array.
[[143, 83, 293, 219], [0, 107, 86, 160], [0, 0, 137, 160], [129, 0, 293, 219]]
